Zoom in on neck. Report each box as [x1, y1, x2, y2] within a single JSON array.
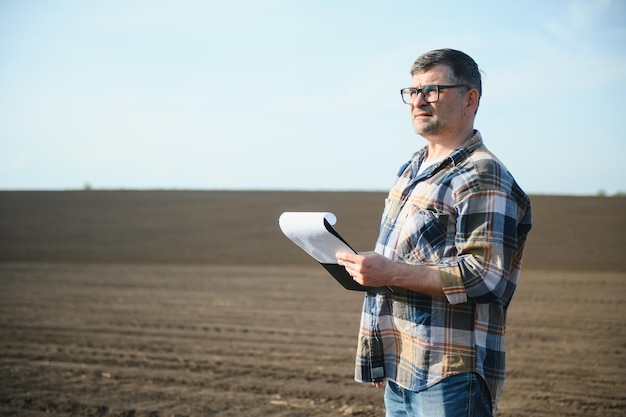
[[424, 128, 475, 162]]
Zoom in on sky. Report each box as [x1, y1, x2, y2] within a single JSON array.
[[1, 0, 625, 195]]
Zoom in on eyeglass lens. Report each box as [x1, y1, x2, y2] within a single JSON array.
[[402, 86, 439, 104]]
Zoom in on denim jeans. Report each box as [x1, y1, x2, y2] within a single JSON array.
[[384, 373, 493, 417]]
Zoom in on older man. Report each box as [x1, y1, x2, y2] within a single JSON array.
[[337, 49, 532, 416]]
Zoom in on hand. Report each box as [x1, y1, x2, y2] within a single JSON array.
[[372, 381, 385, 388], [338, 251, 445, 297], [336, 251, 394, 288]]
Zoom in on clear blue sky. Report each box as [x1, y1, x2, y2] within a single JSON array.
[[1, 0, 625, 195]]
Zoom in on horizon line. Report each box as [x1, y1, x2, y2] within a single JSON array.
[[0, 187, 624, 198]]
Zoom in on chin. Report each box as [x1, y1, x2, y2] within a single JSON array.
[[414, 122, 437, 136]]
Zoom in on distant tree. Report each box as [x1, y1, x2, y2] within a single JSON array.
[[83, 182, 92, 191]]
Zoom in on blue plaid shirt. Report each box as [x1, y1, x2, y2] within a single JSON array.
[[355, 131, 532, 406]]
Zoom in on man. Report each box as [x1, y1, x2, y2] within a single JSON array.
[[337, 49, 532, 416]]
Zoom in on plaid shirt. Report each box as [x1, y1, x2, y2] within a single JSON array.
[[355, 131, 532, 405]]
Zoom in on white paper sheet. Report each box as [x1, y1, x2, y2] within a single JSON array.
[[278, 212, 355, 264]]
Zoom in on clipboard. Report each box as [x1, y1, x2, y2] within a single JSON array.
[[278, 212, 391, 294]]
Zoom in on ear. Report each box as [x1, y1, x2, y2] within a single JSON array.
[[465, 88, 480, 116]]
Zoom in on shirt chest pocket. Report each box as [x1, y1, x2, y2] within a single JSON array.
[[396, 206, 450, 265]]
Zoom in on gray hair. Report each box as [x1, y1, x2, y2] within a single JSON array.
[[410, 49, 482, 99]]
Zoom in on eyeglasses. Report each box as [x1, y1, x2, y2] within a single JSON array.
[[400, 84, 470, 104]]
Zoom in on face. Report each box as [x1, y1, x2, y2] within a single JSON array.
[[409, 64, 467, 138]]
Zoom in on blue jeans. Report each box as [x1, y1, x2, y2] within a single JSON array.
[[384, 373, 493, 417]]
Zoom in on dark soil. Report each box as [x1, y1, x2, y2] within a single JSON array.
[[0, 191, 624, 416]]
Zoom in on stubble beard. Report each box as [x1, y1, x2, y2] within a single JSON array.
[[414, 117, 442, 137]]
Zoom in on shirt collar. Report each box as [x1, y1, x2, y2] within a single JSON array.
[[401, 130, 483, 180], [448, 130, 483, 166]]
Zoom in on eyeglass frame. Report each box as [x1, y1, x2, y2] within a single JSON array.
[[400, 84, 470, 104]]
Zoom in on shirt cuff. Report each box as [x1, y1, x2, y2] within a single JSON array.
[[439, 264, 468, 304]]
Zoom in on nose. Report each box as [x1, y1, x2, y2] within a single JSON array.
[[410, 91, 427, 107]]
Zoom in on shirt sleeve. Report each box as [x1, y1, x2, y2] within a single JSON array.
[[438, 189, 523, 305]]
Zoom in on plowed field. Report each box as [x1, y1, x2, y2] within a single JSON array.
[[1, 191, 624, 416]]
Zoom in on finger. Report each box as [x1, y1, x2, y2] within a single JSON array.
[[336, 251, 349, 261], [336, 252, 358, 263]]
